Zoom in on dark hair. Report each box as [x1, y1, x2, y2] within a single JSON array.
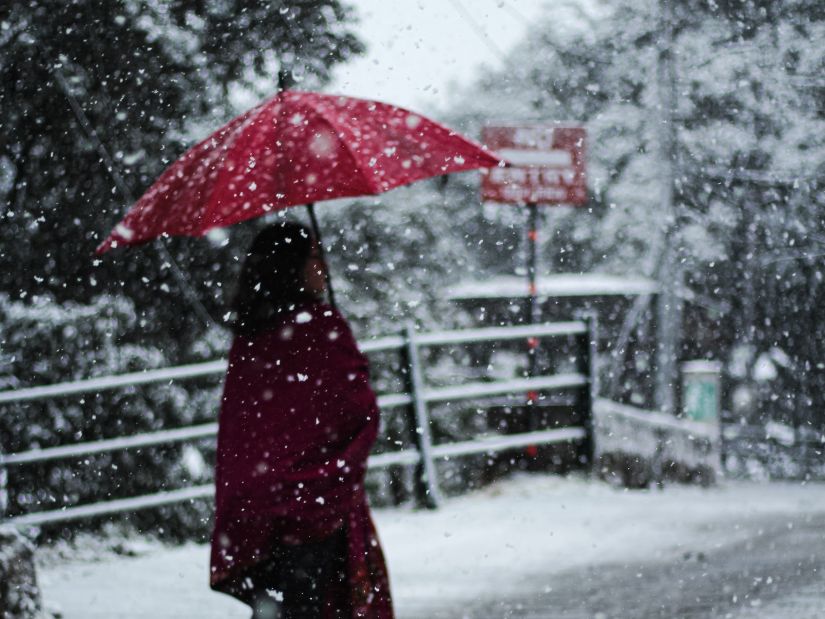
[[231, 221, 318, 336]]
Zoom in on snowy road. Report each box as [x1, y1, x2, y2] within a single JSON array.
[[430, 512, 825, 618], [38, 475, 825, 618]]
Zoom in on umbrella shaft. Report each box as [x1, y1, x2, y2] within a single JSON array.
[[307, 203, 337, 309]]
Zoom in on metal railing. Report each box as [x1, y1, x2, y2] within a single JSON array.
[[593, 398, 722, 483], [0, 319, 597, 527]]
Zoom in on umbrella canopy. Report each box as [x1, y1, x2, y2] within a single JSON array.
[[97, 90, 503, 253]]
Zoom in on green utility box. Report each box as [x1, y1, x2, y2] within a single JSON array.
[[682, 360, 722, 423]]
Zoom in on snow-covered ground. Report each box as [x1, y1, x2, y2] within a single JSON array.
[[38, 474, 825, 618]]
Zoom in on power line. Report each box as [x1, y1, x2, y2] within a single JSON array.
[[449, 0, 611, 76], [497, 0, 532, 26], [445, 0, 512, 66]]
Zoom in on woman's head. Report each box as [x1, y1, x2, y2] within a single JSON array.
[[232, 221, 326, 335]]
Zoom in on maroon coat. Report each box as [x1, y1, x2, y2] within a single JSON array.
[[210, 303, 393, 618]]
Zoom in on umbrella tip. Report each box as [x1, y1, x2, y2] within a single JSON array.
[[278, 68, 293, 92], [95, 239, 112, 255]]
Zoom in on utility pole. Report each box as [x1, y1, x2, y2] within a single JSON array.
[[654, 0, 682, 414]]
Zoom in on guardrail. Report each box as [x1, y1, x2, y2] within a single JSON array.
[[593, 398, 721, 486], [0, 318, 597, 527]]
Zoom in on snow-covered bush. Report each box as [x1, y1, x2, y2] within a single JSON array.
[[0, 527, 43, 619], [0, 294, 222, 540]]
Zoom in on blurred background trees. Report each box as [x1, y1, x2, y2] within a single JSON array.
[[0, 0, 364, 352], [1, 0, 823, 500], [432, 0, 824, 436], [0, 0, 365, 536]]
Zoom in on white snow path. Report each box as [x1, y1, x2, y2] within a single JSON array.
[[37, 475, 825, 618]]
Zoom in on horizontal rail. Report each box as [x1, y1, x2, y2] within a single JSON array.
[[376, 392, 413, 409], [431, 427, 586, 459], [0, 322, 583, 406], [415, 321, 586, 346], [0, 338, 405, 407], [5, 428, 584, 528], [6, 450, 422, 527], [6, 484, 216, 527], [0, 375, 582, 468], [367, 449, 421, 468], [0, 360, 228, 405], [594, 398, 718, 440], [359, 335, 406, 354], [720, 424, 823, 442], [1, 423, 219, 467], [721, 425, 774, 441], [424, 373, 587, 403], [1, 319, 595, 527], [0, 392, 414, 468]]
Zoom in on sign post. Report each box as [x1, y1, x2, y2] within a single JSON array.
[[525, 202, 540, 424], [481, 124, 587, 433]]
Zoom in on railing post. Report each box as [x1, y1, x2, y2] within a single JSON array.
[[651, 427, 667, 489], [401, 322, 441, 509], [525, 202, 541, 433], [387, 415, 408, 506], [578, 313, 598, 468], [0, 451, 8, 522]]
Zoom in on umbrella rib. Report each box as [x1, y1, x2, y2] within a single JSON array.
[[305, 102, 384, 196], [197, 104, 269, 233]]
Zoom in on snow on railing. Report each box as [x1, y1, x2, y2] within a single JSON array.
[[0, 360, 228, 405], [0, 376, 586, 469], [0, 336, 406, 406], [0, 319, 596, 526], [595, 399, 718, 440], [414, 321, 586, 346], [5, 430, 593, 528], [593, 398, 721, 479]]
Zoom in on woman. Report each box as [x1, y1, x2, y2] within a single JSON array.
[[210, 222, 394, 619]]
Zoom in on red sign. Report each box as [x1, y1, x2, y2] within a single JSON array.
[[481, 125, 586, 205]]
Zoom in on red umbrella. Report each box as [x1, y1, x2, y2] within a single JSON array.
[[97, 90, 502, 253]]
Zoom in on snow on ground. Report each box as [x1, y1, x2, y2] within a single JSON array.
[[727, 582, 825, 619], [37, 474, 825, 618]]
